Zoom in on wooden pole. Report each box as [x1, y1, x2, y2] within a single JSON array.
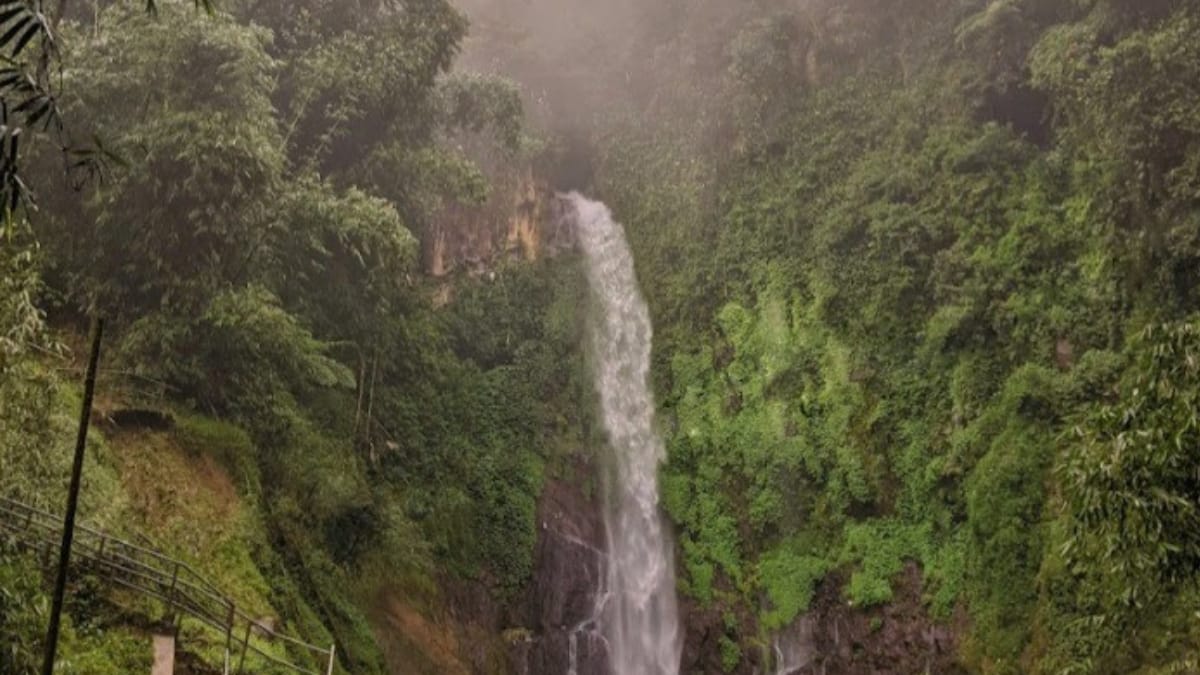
[[41, 316, 104, 675]]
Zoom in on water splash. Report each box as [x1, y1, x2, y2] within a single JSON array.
[[772, 616, 819, 675], [570, 193, 682, 675], [568, 614, 608, 675]]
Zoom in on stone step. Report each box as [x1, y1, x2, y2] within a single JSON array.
[[152, 633, 175, 675]]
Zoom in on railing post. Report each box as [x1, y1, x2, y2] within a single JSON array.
[[236, 620, 252, 674], [224, 601, 235, 675], [4, 493, 336, 675], [166, 561, 181, 619]]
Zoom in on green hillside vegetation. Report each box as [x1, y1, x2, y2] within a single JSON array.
[[591, 0, 1200, 671], [4, 0, 1200, 673], [2, 1, 586, 672]]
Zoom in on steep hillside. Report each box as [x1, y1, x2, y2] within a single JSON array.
[[5, 0, 1200, 673], [583, 0, 1200, 672], [1, 381, 328, 673]]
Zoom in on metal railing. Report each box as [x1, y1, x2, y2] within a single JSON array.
[[0, 496, 337, 675]]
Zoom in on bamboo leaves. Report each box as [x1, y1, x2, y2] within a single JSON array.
[[1061, 319, 1200, 610], [0, 0, 54, 212], [0, 1, 50, 58], [0, 0, 217, 212]]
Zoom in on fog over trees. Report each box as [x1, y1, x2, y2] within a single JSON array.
[[3, 1, 1200, 673]]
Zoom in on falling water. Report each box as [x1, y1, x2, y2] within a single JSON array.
[[568, 630, 578, 675], [772, 616, 818, 675], [570, 193, 683, 675]]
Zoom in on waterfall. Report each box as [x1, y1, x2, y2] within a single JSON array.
[[570, 193, 683, 675]]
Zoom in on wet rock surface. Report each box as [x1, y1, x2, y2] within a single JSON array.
[[511, 458, 609, 675], [680, 596, 765, 675], [769, 564, 965, 675], [678, 563, 964, 675]]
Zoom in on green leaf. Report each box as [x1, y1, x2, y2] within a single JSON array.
[[0, 14, 31, 50], [0, 3, 29, 28], [10, 15, 42, 55]]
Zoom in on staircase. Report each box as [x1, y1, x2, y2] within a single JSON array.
[[0, 496, 336, 675]]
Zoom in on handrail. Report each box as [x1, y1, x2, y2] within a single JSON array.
[[0, 496, 337, 675]]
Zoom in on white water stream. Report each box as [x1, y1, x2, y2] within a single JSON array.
[[570, 193, 683, 675]]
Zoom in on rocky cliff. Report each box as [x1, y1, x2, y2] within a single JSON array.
[[424, 164, 575, 278], [680, 564, 964, 675], [510, 458, 609, 675]]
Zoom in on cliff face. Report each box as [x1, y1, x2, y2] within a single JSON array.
[[510, 458, 609, 675], [679, 565, 963, 675], [766, 566, 964, 675], [424, 165, 575, 278]]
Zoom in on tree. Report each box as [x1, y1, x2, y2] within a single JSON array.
[[34, 4, 283, 317], [1031, 8, 1200, 302]]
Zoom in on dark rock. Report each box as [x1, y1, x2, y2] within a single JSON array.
[[769, 565, 965, 675], [514, 456, 610, 675], [102, 408, 175, 431], [678, 564, 965, 675]]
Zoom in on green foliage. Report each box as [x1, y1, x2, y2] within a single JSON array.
[[719, 634, 742, 673], [7, 0, 1200, 671], [727, 14, 805, 143], [382, 261, 586, 592], [1, 0, 546, 671], [2, 533, 147, 675], [0, 218, 67, 513], [841, 521, 926, 608], [41, 5, 284, 316], [1062, 320, 1200, 608], [0, 553, 151, 674], [1030, 8, 1200, 304], [595, 0, 1200, 669], [264, 176, 419, 364], [0, 380, 127, 523], [960, 366, 1060, 662], [120, 285, 353, 413], [757, 545, 831, 630], [0, 217, 45, 370], [0, 0, 171, 212], [438, 73, 525, 152], [175, 413, 262, 494], [0, 553, 47, 674]]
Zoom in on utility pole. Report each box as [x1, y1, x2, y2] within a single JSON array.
[[41, 316, 104, 675]]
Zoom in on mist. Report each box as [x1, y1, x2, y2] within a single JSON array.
[[7, 1, 1199, 673], [451, 0, 784, 137]]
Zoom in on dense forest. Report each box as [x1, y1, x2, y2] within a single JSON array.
[[3, 0, 1200, 673]]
